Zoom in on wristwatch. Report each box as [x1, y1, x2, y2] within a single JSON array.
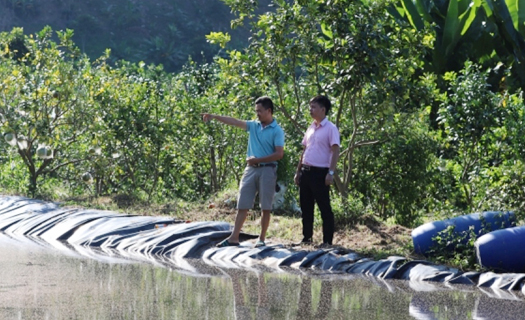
[[328, 170, 334, 176]]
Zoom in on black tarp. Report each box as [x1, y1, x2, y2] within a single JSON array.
[[0, 196, 524, 295]]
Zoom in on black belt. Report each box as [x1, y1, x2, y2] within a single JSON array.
[[301, 165, 328, 172], [250, 163, 276, 168]]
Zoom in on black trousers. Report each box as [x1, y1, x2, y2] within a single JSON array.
[[299, 167, 334, 244]]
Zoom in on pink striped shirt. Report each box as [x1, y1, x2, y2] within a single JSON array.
[[302, 118, 340, 168]]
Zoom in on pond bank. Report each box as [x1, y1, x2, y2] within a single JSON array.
[[1, 196, 525, 296], [1, 232, 525, 320]]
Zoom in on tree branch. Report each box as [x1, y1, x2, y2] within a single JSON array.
[[44, 158, 87, 174], [354, 139, 381, 147]]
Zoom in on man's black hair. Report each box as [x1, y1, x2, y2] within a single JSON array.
[[255, 96, 274, 114], [310, 95, 332, 115]]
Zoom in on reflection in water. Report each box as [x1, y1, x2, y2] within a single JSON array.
[[0, 235, 524, 319], [226, 271, 336, 320], [229, 271, 270, 320], [296, 277, 333, 320], [409, 287, 525, 320]]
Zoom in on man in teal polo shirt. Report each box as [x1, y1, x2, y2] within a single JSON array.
[[202, 96, 285, 248]]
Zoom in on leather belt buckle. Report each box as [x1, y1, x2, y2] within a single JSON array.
[[251, 163, 276, 168]]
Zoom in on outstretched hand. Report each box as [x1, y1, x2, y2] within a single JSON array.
[[201, 113, 213, 122]]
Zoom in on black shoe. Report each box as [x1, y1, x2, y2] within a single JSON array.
[[316, 242, 332, 249], [292, 238, 312, 247], [301, 238, 313, 245]]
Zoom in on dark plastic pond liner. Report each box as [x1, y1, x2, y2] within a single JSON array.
[[67, 215, 182, 246], [276, 250, 310, 267], [5, 208, 80, 236], [0, 196, 524, 295], [0, 200, 59, 231]]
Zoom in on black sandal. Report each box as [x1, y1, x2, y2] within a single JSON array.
[[216, 239, 240, 248]]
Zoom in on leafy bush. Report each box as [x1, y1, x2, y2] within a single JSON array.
[[428, 225, 480, 271]]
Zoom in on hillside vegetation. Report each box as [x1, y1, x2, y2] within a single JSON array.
[[0, 0, 260, 71]]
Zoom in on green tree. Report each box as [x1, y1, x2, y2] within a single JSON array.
[[437, 61, 508, 210], [217, 0, 433, 216], [392, 0, 525, 125], [0, 27, 97, 196]]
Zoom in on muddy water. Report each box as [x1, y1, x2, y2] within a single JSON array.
[[0, 234, 524, 320]]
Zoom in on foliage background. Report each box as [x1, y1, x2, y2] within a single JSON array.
[[1, 0, 525, 239]]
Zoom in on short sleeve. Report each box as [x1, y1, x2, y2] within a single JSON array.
[[246, 120, 255, 132], [329, 123, 340, 146], [274, 127, 285, 147]]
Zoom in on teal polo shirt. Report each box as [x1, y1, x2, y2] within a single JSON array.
[[245, 119, 285, 164]]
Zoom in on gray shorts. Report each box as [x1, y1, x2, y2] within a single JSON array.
[[237, 166, 277, 210]]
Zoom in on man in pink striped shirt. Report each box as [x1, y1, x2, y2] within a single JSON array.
[[294, 95, 340, 245]]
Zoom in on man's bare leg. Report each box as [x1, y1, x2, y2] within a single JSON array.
[[258, 209, 271, 242], [227, 209, 248, 244]]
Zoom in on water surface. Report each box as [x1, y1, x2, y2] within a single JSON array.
[[0, 234, 523, 320]]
